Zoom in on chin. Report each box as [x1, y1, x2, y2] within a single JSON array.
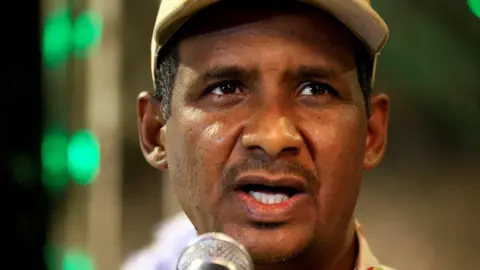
[[223, 222, 315, 264]]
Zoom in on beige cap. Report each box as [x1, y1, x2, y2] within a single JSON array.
[[150, 0, 389, 86]]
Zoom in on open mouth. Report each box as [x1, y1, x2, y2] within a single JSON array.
[[233, 176, 309, 222], [239, 184, 302, 205]]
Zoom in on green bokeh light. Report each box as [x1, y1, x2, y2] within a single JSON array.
[[42, 9, 72, 68], [62, 250, 95, 270], [43, 8, 103, 67], [42, 127, 69, 192], [72, 11, 103, 57], [468, 0, 480, 18], [67, 130, 100, 185]]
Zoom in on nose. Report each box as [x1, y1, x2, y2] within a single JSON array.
[[241, 115, 303, 158]]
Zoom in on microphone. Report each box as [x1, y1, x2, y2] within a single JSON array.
[[176, 232, 254, 270]]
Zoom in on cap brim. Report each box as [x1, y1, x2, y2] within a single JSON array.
[[150, 0, 389, 85]]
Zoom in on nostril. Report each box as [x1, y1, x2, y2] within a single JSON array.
[[281, 147, 299, 155], [246, 145, 263, 151], [245, 145, 300, 158], [246, 146, 266, 156]]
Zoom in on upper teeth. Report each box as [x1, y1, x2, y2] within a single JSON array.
[[249, 191, 289, 204]]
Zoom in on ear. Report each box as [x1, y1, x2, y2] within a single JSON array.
[[363, 94, 389, 170], [137, 91, 168, 170]]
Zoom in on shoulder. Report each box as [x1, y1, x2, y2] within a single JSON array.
[[362, 267, 396, 270], [122, 213, 196, 270], [369, 266, 396, 270]]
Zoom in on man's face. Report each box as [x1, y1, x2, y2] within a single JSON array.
[[138, 3, 388, 268]]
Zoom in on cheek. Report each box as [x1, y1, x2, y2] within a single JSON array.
[[307, 108, 366, 217], [310, 108, 366, 162], [165, 108, 206, 210], [165, 108, 231, 224]]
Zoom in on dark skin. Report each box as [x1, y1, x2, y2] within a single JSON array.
[[138, 4, 389, 270]]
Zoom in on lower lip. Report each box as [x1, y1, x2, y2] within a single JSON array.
[[234, 191, 308, 222]]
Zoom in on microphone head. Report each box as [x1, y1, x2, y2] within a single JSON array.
[[176, 232, 254, 270]]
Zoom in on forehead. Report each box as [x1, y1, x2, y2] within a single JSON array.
[[174, 1, 356, 71]]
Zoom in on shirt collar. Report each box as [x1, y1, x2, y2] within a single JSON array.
[[355, 220, 383, 270]]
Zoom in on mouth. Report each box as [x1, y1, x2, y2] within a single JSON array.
[[239, 184, 301, 205], [232, 175, 309, 222]]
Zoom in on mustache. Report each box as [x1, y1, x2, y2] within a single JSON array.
[[222, 153, 317, 192]]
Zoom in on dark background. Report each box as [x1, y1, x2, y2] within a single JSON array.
[[3, 0, 48, 268]]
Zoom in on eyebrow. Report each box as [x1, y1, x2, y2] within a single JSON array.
[[197, 64, 336, 86], [202, 65, 255, 83], [284, 65, 336, 81]]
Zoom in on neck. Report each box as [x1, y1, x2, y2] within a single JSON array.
[[254, 224, 359, 270], [325, 229, 358, 270]]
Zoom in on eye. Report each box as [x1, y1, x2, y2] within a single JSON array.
[[207, 81, 244, 96], [298, 81, 338, 97]]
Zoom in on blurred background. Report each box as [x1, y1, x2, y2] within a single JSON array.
[[35, 0, 480, 269]]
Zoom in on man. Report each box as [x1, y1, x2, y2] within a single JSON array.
[[134, 0, 392, 269]]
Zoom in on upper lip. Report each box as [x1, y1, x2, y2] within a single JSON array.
[[234, 174, 307, 193]]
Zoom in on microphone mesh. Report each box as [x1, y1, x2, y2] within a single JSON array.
[[177, 233, 253, 270]]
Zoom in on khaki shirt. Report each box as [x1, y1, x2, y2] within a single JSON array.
[[356, 221, 395, 270], [123, 213, 396, 270]]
